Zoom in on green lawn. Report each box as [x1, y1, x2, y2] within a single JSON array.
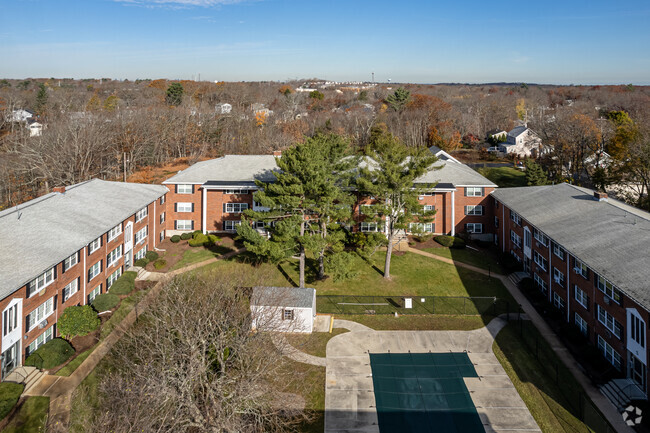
[[494, 323, 608, 433], [420, 246, 503, 273], [100, 288, 150, 340], [55, 345, 97, 377], [477, 166, 526, 187], [285, 329, 348, 358], [281, 361, 326, 433], [335, 314, 488, 331], [2, 396, 49, 433], [171, 244, 236, 270], [0, 383, 23, 421]]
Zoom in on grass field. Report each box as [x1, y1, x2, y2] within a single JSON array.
[[334, 314, 488, 331], [477, 166, 526, 188], [2, 396, 49, 433], [421, 246, 503, 273], [284, 329, 348, 358], [171, 244, 235, 270], [55, 345, 97, 377], [0, 383, 23, 421]]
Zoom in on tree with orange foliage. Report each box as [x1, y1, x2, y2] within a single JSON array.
[[255, 110, 268, 127], [279, 85, 293, 96]]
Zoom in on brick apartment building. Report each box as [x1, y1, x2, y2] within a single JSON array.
[[493, 183, 650, 395], [0, 179, 167, 379], [162, 147, 497, 239]]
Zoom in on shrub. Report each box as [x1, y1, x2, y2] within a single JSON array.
[[413, 233, 433, 243], [325, 252, 359, 282], [170, 235, 181, 243], [134, 258, 149, 267], [0, 383, 23, 420], [154, 259, 167, 269], [180, 232, 192, 240], [109, 271, 137, 295], [145, 251, 159, 262], [450, 237, 466, 249], [92, 293, 120, 312], [189, 233, 208, 247], [434, 235, 454, 247], [207, 234, 220, 246], [58, 306, 100, 339], [192, 230, 203, 237], [25, 338, 75, 369]]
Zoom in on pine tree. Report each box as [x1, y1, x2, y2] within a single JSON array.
[[385, 87, 410, 112], [357, 132, 438, 279], [35, 83, 48, 116], [525, 160, 549, 186], [237, 134, 357, 287], [166, 82, 184, 106]]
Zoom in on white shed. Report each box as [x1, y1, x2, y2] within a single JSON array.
[[250, 286, 316, 333]]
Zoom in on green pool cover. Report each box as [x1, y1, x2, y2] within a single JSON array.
[[369, 352, 485, 433]]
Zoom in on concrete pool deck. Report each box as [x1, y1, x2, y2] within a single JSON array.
[[324, 317, 542, 433]]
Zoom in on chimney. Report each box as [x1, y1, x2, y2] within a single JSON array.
[[53, 186, 66, 194], [594, 191, 608, 202], [272, 150, 282, 157]]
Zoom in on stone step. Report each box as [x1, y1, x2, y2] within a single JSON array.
[[599, 383, 629, 412], [23, 370, 44, 394]]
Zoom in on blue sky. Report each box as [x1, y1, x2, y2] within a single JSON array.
[[1, 0, 649, 84]]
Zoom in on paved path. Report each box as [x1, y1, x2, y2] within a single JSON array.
[[333, 318, 374, 332], [24, 248, 246, 432], [272, 334, 327, 367], [406, 247, 633, 433], [325, 317, 541, 433]]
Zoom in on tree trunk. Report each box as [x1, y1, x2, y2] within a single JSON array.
[[384, 233, 393, 279], [299, 218, 305, 288], [317, 221, 327, 280]]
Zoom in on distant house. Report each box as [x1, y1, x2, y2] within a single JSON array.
[[250, 103, 273, 118], [498, 126, 542, 157], [7, 109, 34, 123], [250, 286, 316, 333], [215, 103, 232, 114], [26, 121, 42, 137]]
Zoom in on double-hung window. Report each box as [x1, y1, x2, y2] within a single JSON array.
[[135, 226, 148, 245], [107, 245, 123, 268], [160, 213, 165, 224], [596, 275, 621, 303], [223, 203, 248, 213], [553, 244, 565, 260], [107, 224, 122, 242], [534, 273, 548, 293], [465, 223, 483, 233], [28, 267, 55, 297], [224, 189, 248, 194], [107, 268, 122, 289], [553, 292, 566, 310], [553, 267, 565, 286], [360, 222, 378, 232], [223, 220, 241, 231], [135, 247, 147, 261], [598, 335, 622, 370], [176, 184, 193, 194], [630, 315, 646, 349], [574, 259, 588, 278], [135, 207, 148, 223], [422, 205, 435, 212], [3, 305, 18, 336], [62, 278, 79, 303], [596, 305, 623, 339], [533, 251, 548, 272], [88, 261, 102, 282], [465, 187, 483, 197], [494, 216, 499, 228], [533, 229, 549, 247], [409, 222, 434, 233], [63, 252, 78, 272], [465, 205, 483, 216], [510, 211, 522, 226], [88, 237, 101, 254], [282, 309, 294, 320], [26, 326, 53, 356], [88, 285, 102, 304], [574, 285, 588, 309], [510, 231, 522, 249], [574, 313, 588, 336], [160, 195, 165, 205], [176, 203, 193, 213], [26, 297, 54, 331], [175, 220, 193, 231]]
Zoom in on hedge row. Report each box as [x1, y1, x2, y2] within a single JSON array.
[[25, 338, 75, 370], [434, 235, 466, 249]]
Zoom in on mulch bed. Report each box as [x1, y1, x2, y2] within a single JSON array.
[[70, 329, 99, 353], [144, 235, 240, 273]]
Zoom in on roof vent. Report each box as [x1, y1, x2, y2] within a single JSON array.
[[53, 186, 66, 194], [594, 191, 608, 202]]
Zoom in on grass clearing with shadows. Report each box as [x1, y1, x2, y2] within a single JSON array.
[[477, 166, 527, 188]]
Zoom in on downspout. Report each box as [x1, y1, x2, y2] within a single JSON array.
[[202, 187, 207, 234], [450, 190, 456, 236], [566, 254, 570, 323]]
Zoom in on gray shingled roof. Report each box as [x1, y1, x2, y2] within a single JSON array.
[[493, 183, 650, 309], [251, 286, 315, 309], [0, 179, 167, 299], [163, 155, 279, 184], [508, 126, 528, 137]]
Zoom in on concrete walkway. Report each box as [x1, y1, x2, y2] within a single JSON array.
[[406, 247, 633, 433], [325, 317, 541, 433], [23, 247, 246, 432], [333, 318, 374, 332], [272, 334, 327, 367]]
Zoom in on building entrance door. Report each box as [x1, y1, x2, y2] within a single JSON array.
[[630, 354, 647, 391], [1, 341, 20, 379]]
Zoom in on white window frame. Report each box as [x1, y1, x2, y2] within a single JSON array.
[[533, 229, 549, 247], [553, 244, 565, 260], [160, 231, 164, 242], [630, 314, 646, 349], [88, 285, 102, 304], [160, 195, 165, 205], [465, 187, 483, 197], [510, 211, 522, 226], [160, 212, 165, 224], [177, 184, 193, 194], [597, 335, 622, 370], [26, 297, 54, 332], [224, 203, 249, 214], [224, 189, 249, 194], [465, 223, 483, 234], [510, 231, 522, 249], [135, 207, 148, 223], [89, 237, 101, 254], [422, 205, 435, 212], [135, 246, 147, 261], [494, 216, 499, 228], [175, 220, 193, 231], [574, 285, 588, 309], [135, 226, 148, 245], [88, 261, 102, 282], [409, 222, 434, 233], [223, 220, 241, 231], [63, 252, 79, 272], [282, 309, 294, 320], [596, 274, 620, 303], [62, 278, 79, 303], [596, 304, 622, 339], [176, 202, 193, 213], [574, 259, 588, 278], [107, 268, 122, 289], [553, 267, 565, 285], [107, 223, 122, 242], [360, 222, 378, 232], [26, 326, 53, 356], [3, 304, 18, 336], [534, 273, 548, 293], [464, 205, 483, 216], [574, 313, 588, 336], [107, 245, 123, 268], [553, 292, 565, 310], [534, 251, 548, 272], [28, 267, 55, 297]]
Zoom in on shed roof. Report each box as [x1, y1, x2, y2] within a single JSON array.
[[251, 286, 315, 309]]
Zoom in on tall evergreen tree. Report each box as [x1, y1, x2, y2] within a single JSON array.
[[525, 160, 549, 186], [357, 132, 438, 279], [237, 134, 357, 287], [385, 87, 411, 112], [35, 83, 48, 116], [165, 82, 184, 106]]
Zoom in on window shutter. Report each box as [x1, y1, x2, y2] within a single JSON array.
[[223, 203, 227, 213], [191, 185, 194, 194], [191, 220, 194, 230], [481, 187, 485, 196], [191, 203, 194, 212], [464, 188, 468, 197], [175, 184, 178, 193]]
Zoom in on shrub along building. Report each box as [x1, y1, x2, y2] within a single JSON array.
[[162, 148, 497, 239], [0, 179, 167, 379], [493, 183, 650, 401]]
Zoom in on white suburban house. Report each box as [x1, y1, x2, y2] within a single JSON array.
[[27, 121, 42, 137], [496, 125, 543, 157], [215, 103, 232, 114], [7, 109, 34, 123], [250, 286, 317, 333]]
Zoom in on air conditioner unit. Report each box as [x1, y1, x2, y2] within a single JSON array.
[[38, 319, 48, 329], [604, 296, 611, 305]]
